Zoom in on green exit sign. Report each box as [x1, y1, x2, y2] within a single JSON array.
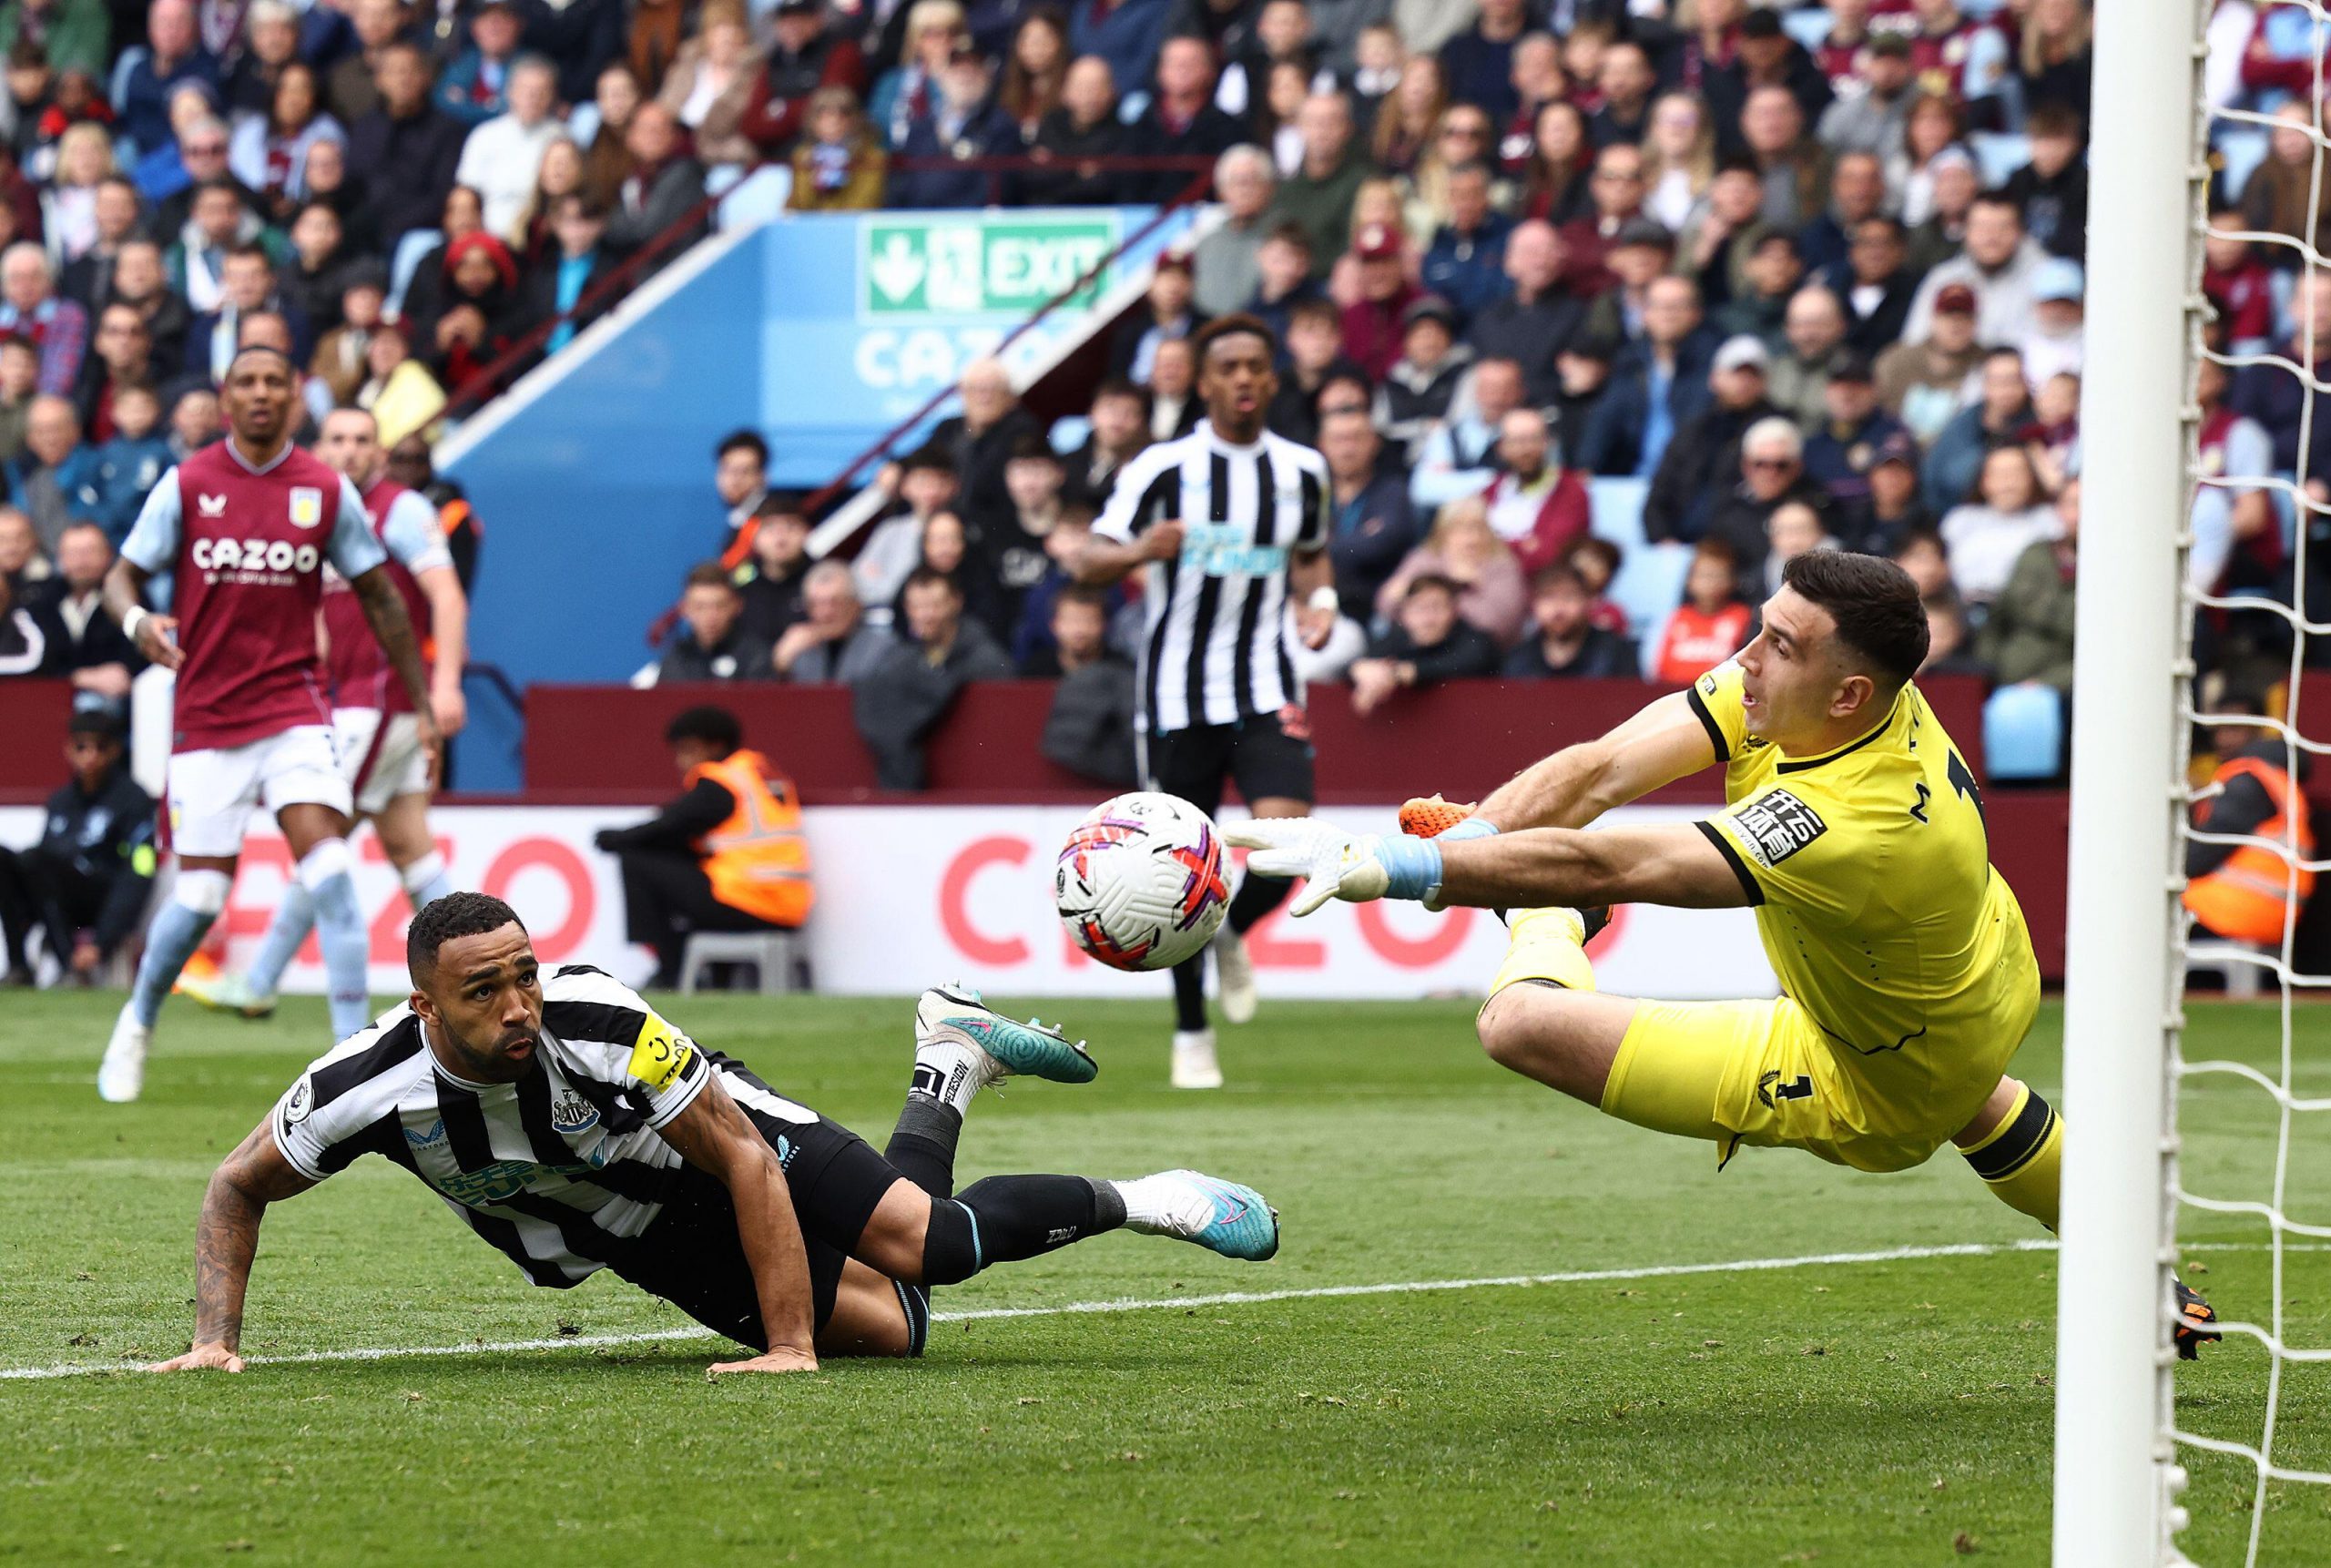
[[859, 215, 1120, 318]]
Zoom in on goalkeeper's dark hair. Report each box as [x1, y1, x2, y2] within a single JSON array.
[[407, 891, 527, 983], [1781, 550, 1929, 690], [665, 705, 743, 754]]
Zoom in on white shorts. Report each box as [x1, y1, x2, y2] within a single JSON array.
[[333, 708, 432, 817], [167, 725, 351, 859]]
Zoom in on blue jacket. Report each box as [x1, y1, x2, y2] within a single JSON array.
[[1068, 0, 1169, 107], [889, 99, 1018, 209], [1420, 213, 1512, 328], [10, 444, 102, 526], [83, 434, 172, 545], [1804, 409, 1910, 505], [1574, 329, 1716, 478], [434, 48, 512, 128], [111, 46, 220, 158]]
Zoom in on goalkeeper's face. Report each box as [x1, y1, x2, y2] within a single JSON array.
[[1736, 588, 1866, 746]]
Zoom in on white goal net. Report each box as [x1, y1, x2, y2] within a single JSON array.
[[2060, 0, 2331, 1563]]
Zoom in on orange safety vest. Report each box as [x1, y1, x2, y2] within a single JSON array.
[[2184, 755, 2316, 945], [686, 749, 813, 928]]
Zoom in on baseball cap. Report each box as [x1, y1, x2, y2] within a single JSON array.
[[1353, 222, 1400, 261], [1934, 282, 1979, 316], [1868, 33, 1912, 58], [1613, 217, 1674, 250], [1401, 293, 1457, 330], [1714, 334, 1770, 374], [1740, 9, 1784, 39], [1829, 350, 1876, 384], [2035, 258, 2086, 303], [1872, 430, 1919, 469]]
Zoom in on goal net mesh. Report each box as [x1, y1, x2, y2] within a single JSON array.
[[2173, 2, 2331, 1560]]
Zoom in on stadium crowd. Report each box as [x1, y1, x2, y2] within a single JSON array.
[[0, 0, 2320, 790]]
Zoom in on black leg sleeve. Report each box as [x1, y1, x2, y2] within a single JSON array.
[[920, 1176, 1127, 1286]]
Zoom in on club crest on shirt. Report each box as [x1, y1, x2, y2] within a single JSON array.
[[1733, 789, 1828, 868], [551, 1088, 600, 1135], [289, 486, 323, 529], [283, 1074, 313, 1124]]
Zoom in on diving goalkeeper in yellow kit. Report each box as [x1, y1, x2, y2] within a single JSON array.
[[1228, 551, 2217, 1355]]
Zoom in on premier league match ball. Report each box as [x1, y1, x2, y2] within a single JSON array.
[[1054, 791, 1230, 972]]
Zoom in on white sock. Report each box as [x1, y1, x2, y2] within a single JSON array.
[[1110, 1174, 1190, 1234], [911, 1042, 985, 1115]]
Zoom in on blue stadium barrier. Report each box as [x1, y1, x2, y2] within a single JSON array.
[[1781, 9, 1830, 50], [1984, 683, 2065, 779], [1588, 476, 1650, 551], [1970, 133, 2031, 188], [1610, 542, 1693, 679]]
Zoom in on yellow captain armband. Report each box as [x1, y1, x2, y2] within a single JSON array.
[[627, 1012, 696, 1091]]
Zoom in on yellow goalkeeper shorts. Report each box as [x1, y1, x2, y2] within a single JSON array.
[[1600, 994, 2019, 1175]]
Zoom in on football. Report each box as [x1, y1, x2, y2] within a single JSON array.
[[1054, 792, 1231, 972]]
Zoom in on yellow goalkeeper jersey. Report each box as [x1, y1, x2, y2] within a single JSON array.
[[1684, 663, 2041, 1133]]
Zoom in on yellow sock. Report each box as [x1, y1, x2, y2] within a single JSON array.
[[1485, 907, 1599, 1000], [1959, 1083, 2061, 1232]]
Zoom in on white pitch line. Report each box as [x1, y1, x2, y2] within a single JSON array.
[[1, 1237, 2064, 1382]]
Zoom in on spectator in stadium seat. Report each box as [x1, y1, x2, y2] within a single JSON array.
[[1548, 335, 1615, 461], [969, 433, 1072, 636], [436, 0, 523, 129], [1763, 285, 1850, 429], [1710, 229, 1804, 351], [164, 382, 220, 457], [604, 102, 705, 258], [0, 0, 107, 81], [344, 42, 465, 249], [1517, 98, 1591, 228], [900, 508, 1009, 641], [1902, 146, 1978, 280], [1639, 92, 1715, 235], [1838, 432, 1935, 557], [1191, 145, 1276, 316], [1976, 475, 2079, 696], [518, 194, 618, 354], [1644, 333, 1777, 545], [709, 428, 769, 565], [1019, 52, 1126, 208], [1246, 220, 1321, 344], [575, 64, 643, 209], [1262, 296, 1351, 445], [1375, 494, 1524, 644], [1349, 572, 1501, 714], [8, 392, 94, 547], [1474, 405, 1587, 575], [659, 561, 774, 684], [1923, 346, 2034, 516], [326, 0, 403, 125], [1374, 294, 1471, 465], [0, 709, 154, 984], [1875, 281, 1981, 447], [1903, 192, 2046, 348], [22, 518, 133, 691], [1577, 219, 1674, 350], [453, 55, 565, 240], [1554, 142, 1647, 300], [1800, 351, 1906, 510], [1066, 0, 1168, 117], [1584, 38, 1654, 150], [774, 560, 891, 684], [1705, 415, 1837, 597], [1501, 560, 1637, 681], [1036, 585, 1139, 784], [1735, 82, 1827, 234], [0, 502, 41, 593], [2227, 271, 2331, 474], [2001, 103, 2088, 263], [1061, 376, 1148, 513], [0, 333, 31, 462], [113, 0, 217, 157], [1795, 151, 1884, 279], [81, 383, 167, 543], [1823, 214, 1918, 357], [1271, 89, 1375, 277], [1418, 160, 1510, 329], [887, 40, 1013, 209], [1410, 351, 1521, 510], [1145, 335, 1202, 441], [785, 86, 888, 212], [514, 0, 626, 109], [1462, 219, 1582, 409], [592, 705, 809, 989], [1653, 537, 1756, 686], [1436, 0, 1525, 124], [2191, 353, 2279, 601], [1132, 35, 1242, 206], [1758, 498, 1840, 597], [1676, 157, 1773, 315], [2204, 211, 2275, 359], [854, 565, 1013, 789], [855, 443, 957, 614], [1317, 405, 1413, 616], [58, 176, 141, 315], [183, 243, 310, 383], [2239, 101, 2331, 272], [1110, 251, 1204, 383], [1019, 581, 1121, 679], [1576, 274, 1715, 480], [735, 494, 812, 646], [929, 356, 1038, 525], [281, 202, 353, 337], [0, 243, 82, 400], [1815, 32, 1912, 160], [1338, 221, 1417, 382], [1940, 445, 2060, 607], [2019, 259, 2084, 392]]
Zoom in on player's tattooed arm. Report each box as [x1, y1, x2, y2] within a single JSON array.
[[1473, 690, 1723, 832], [101, 554, 182, 669], [349, 564, 444, 782], [150, 1119, 318, 1372]]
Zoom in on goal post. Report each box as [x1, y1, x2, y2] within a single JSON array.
[[2053, 0, 2205, 1559]]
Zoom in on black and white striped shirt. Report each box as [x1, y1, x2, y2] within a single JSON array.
[[269, 965, 818, 1288], [1094, 419, 1330, 732]]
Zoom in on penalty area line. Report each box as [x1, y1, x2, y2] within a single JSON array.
[[0, 1237, 2065, 1382]]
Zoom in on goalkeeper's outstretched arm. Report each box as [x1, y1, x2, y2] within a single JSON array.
[[1472, 689, 1722, 832]]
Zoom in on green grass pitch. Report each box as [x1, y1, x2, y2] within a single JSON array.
[[6, 989, 2331, 1565]]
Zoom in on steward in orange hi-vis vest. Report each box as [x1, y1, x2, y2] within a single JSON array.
[[2185, 741, 2316, 947], [686, 749, 812, 928]]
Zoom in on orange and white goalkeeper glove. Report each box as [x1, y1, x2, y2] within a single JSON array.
[[1399, 796, 1492, 840]]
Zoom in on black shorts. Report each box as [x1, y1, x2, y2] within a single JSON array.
[[609, 1055, 901, 1350], [1143, 710, 1316, 817]]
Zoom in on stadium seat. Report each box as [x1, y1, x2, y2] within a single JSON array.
[[1970, 133, 2032, 188], [1050, 415, 1092, 454], [1588, 476, 1650, 551], [1984, 683, 2066, 780], [1781, 8, 1830, 50], [388, 229, 443, 320], [718, 167, 791, 231], [679, 928, 809, 995], [2215, 126, 2271, 204], [1606, 540, 1692, 675]]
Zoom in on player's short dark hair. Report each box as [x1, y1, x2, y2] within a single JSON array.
[[1781, 551, 1929, 689], [754, 488, 809, 521], [1286, 297, 1339, 332], [67, 708, 125, 744], [191, 175, 243, 205], [902, 565, 962, 599], [407, 891, 525, 982], [1008, 431, 1061, 464], [665, 704, 743, 753], [1529, 562, 1586, 597], [901, 442, 956, 476], [1264, 219, 1312, 252], [1091, 376, 1146, 410], [1195, 311, 1277, 366], [0, 331, 36, 357], [1054, 583, 1110, 615], [224, 241, 273, 270], [1403, 571, 1462, 601], [717, 428, 769, 466], [2025, 101, 2082, 141], [682, 560, 736, 594]]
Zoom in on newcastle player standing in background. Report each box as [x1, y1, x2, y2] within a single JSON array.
[[96, 346, 437, 1102], [1077, 314, 1333, 1089]]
